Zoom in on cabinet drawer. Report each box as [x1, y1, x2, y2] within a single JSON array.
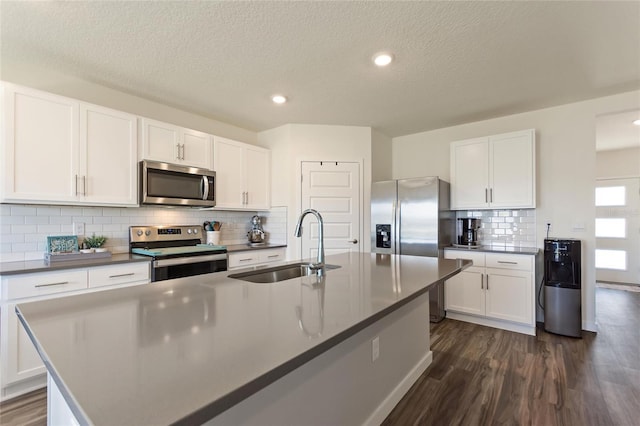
[[485, 253, 532, 271], [259, 248, 285, 263], [228, 252, 260, 269], [444, 250, 485, 267], [2, 270, 88, 300], [88, 263, 150, 288]]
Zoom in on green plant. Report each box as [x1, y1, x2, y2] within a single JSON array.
[[83, 234, 107, 249]]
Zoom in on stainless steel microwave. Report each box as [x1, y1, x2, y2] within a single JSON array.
[[139, 160, 215, 207]]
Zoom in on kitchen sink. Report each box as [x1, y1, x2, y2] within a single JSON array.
[[228, 262, 340, 283]]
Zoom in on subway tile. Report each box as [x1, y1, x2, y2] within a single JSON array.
[[25, 216, 50, 225], [37, 207, 61, 216], [0, 205, 12, 216], [1, 234, 24, 243], [11, 205, 37, 216], [0, 253, 24, 262], [37, 225, 62, 234], [50, 216, 73, 225], [24, 251, 44, 261], [12, 242, 38, 252], [1, 216, 25, 225], [12, 224, 36, 234], [83, 207, 103, 217], [73, 216, 93, 224], [60, 207, 81, 216], [93, 216, 112, 225]]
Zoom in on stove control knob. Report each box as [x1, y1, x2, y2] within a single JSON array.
[[187, 229, 193, 234], [145, 230, 151, 236], [136, 230, 143, 237]]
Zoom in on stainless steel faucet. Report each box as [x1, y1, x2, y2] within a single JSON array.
[[294, 209, 325, 273]]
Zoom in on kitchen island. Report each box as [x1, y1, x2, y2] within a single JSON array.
[[16, 252, 469, 425]]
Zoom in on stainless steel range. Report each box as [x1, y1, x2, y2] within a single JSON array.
[[129, 225, 227, 282]]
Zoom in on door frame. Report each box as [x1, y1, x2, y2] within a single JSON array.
[[294, 157, 366, 259]]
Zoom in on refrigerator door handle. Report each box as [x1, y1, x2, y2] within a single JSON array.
[[392, 199, 398, 254]]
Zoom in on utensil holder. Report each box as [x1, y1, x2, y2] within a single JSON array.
[[207, 231, 221, 245]]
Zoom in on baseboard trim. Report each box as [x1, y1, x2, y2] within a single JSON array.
[[364, 350, 433, 426], [446, 312, 536, 336]]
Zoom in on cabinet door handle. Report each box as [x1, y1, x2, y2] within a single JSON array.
[[181, 143, 185, 160], [348, 239, 358, 244], [267, 254, 280, 259], [75, 175, 80, 196], [486, 275, 489, 290], [480, 273, 484, 289], [109, 273, 135, 279], [497, 261, 518, 265], [490, 188, 493, 203], [245, 191, 249, 205], [82, 175, 86, 196], [176, 143, 181, 160], [35, 281, 69, 288], [239, 258, 253, 262], [485, 188, 488, 203]]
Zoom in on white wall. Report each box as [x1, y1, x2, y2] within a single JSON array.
[[596, 147, 640, 178], [371, 129, 392, 182], [1, 70, 257, 143], [258, 124, 372, 258], [392, 90, 640, 332]]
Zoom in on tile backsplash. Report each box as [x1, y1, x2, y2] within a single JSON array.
[[457, 209, 537, 248], [0, 204, 287, 262]]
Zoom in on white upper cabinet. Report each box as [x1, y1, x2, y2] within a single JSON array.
[[213, 136, 271, 210], [139, 118, 212, 169], [450, 129, 535, 210], [80, 103, 137, 205], [1, 83, 137, 206]]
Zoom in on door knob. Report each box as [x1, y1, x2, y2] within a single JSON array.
[[348, 239, 358, 244]]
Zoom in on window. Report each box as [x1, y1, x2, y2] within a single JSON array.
[[595, 218, 626, 238], [595, 186, 625, 206], [595, 249, 627, 270]]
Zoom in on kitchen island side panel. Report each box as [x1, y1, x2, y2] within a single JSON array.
[[205, 291, 431, 426]]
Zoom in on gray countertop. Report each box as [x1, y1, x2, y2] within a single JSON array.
[[446, 245, 539, 255], [16, 252, 469, 425], [0, 253, 151, 276]]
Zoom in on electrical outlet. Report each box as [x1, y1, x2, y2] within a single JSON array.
[[73, 222, 85, 236], [372, 336, 380, 362]]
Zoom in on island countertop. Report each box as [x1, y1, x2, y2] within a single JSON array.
[[16, 252, 469, 425]]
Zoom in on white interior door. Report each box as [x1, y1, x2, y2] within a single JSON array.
[[595, 177, 640, 284], [300, 161, 361, 261]]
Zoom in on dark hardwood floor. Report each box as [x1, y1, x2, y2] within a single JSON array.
[[1, 287, 638, 426], [384, 287, 640, 426]]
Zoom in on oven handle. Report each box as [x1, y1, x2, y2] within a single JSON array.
[[154, 253, 227, 268]]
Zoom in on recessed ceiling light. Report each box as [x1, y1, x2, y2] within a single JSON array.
[[373, 53, 393, 67], [272, 95, 287, 104], [633, 119, 640, 126]]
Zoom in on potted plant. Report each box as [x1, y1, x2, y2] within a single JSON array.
[[82, 234, 108, 252]]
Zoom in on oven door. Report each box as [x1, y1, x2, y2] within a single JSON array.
[[152, 253, 227, 282], [140, 160, 215, 207]]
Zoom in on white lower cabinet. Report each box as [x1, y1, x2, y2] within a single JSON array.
[[228, 248, 286, 270], [444, 250, 535, 335], [0, 262, 150, 401]]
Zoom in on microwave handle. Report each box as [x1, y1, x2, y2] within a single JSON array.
[[202, 176, 209, 200]]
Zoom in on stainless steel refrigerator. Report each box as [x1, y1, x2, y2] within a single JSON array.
[[371, 177, 455, 322]]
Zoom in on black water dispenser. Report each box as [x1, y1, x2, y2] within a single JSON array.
[[543, 238, 582, 337]]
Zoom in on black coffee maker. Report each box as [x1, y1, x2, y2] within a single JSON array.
[[457, 218, 480, 246]]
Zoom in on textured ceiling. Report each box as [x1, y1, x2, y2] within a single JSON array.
[[1, 1, 639, 140]]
